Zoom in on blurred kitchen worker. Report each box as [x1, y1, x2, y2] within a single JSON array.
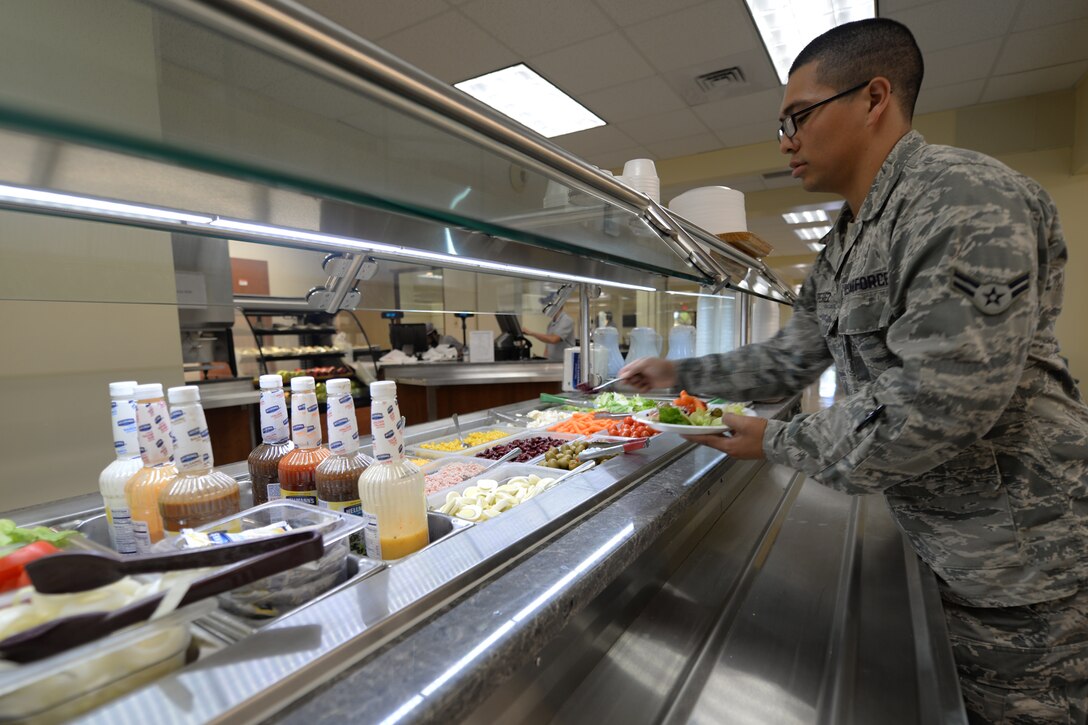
[[424, 322, 464, 356], [621, 18, 1088, 724], [523, 293, 576, 361]]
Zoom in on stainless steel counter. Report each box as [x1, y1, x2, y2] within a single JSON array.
[[7, 398, 965, 724]]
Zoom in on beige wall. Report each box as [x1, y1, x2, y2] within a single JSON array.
[[658, 84, 1088, 382]]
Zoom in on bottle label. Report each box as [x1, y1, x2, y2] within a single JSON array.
[[283, 489, 318, 506], [319, 498, 363, 516], [260, 388, 291, 444], [326, 393, 360, 455], [170, 404, 213, 474], [267, 483, 281, 501], [291, 393, 322, 449], [362, 510, 382, 559], [111, 398, 140, 459], [106, 504, 137, 555], [370, 398, 406, 463], [136, 398, 174, 466], [131, 519, 153, 554]]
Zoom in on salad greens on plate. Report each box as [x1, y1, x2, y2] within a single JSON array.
[[657, 401, 748, 426]]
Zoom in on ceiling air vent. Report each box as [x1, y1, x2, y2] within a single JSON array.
[[694, 66, 746, 93]]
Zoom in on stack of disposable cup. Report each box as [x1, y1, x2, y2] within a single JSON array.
[[668, 186, 747, 233], [620, 158, 660, 204]]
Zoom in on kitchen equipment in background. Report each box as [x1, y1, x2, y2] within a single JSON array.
[[173, 235, 238, 380], [591, 326, 624, 377], [666, 325, 696, 360], [625, 327, 662, 363]]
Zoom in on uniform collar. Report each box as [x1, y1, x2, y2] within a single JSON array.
[[856, 129, 925, 222], [823, 130, 924, 274]]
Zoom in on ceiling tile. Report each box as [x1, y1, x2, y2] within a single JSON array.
[[644, 132, 722, 160], [618, 108, 710, 144], [588, 146, 656, 171], [593, 0, 706, 28], [554, 125, 640, 158], [530, 32, 655, 95], [298, 0, 449, 41], [981, 60, 1088, 103], [1010, 0, 1088, 32], [377, 11, 519, 84], [623, 0, 760, 73], [693, 87, 783, 131], [885, 0, 1018, 52], [993, 17, 1088, 76], [922, 38, 1003, 88], [914, 79, 986, 115], [579, 75, 688, 123], [459, 0, 614, 57]]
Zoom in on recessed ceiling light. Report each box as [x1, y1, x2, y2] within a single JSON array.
[[454, 64, 606, 138], [807, 242, 826, 252], [782, 209, 829, 225], [744, 1, 877, 85], [794, 225, 832, 240]]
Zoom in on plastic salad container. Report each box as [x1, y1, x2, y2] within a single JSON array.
[[427, 462, 564, 517], [0, 599, 215, 724], [406, 424, 524, 459], [154, 501, 371, 619]]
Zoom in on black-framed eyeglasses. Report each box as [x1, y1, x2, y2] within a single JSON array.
[[777, 80, 871, 142]]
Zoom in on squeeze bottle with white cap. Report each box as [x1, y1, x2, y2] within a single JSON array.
[[159, 386, 240, 534], [248, 374, 295, 505], [125, 383, 178, 552], [315, 378, 369, 515], [277, 376, 330, 505], [357, 381, 428, 560], [99, 380, 142, 554]]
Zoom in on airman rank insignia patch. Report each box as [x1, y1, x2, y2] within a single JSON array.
[[952, 270, 1030, 315]]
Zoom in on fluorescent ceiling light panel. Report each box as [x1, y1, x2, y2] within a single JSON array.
[[782, 209, 829, 225], [455, 64, 605, 138], [744, 1, 876, 84], [794, 225, 832, 240], [807, 241, 827, 252]]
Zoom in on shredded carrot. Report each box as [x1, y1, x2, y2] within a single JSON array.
[[548, 412, 614, 435]]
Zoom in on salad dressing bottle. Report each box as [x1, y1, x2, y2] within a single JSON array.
[[278, 376, 330, 505], [315, 378, 369, 515], [98, 380, 142, 554], [159, 386, 241, 534], [248, 374, 295, 505], [125, 383, 177, 552], [357, 381, 428, 559]]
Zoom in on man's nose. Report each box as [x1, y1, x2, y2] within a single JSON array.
[[779, 132, 798, 154]]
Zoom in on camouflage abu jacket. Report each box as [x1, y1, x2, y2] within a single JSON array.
[[677, 131, 1088, 607]]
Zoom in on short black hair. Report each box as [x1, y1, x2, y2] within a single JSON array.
[[789, 18, 924, 119]]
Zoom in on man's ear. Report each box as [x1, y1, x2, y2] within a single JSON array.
[[866, 76, 895, 126]]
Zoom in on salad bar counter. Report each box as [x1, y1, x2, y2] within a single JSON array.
[[0, 393, 964, 724]]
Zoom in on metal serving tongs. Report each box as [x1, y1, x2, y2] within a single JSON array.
[[576, 437, 651, 462], [483, 446, 522, 469], [1, 530, 324, 664], [575, 376, 624, 394], [451, 413, 470, 448]]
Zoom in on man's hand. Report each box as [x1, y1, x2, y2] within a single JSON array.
[[681, 413, 767, 460], [619, 357, 678, 392]]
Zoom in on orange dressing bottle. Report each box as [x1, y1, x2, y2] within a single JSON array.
[[278, 376, 330, 505], [125, 383, 177, 552]]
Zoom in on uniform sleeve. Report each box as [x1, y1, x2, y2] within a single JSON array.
[[763, 169, 1050, 494], [675, 274, 834, 400]]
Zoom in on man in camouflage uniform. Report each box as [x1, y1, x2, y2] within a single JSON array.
[[622, 18, 1088, 724]]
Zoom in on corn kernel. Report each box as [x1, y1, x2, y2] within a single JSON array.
[[419, 429, 510, 451]]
